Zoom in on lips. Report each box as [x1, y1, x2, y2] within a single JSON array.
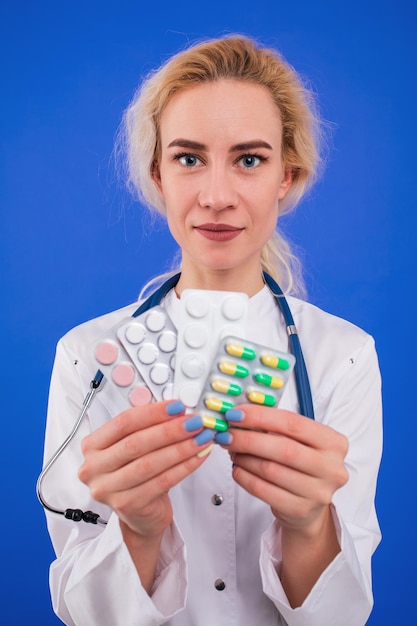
[[194, 223, 244, 242]]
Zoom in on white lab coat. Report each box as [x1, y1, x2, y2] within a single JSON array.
[[42, 286, 382, 625]]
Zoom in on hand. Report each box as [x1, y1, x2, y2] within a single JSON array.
[[221, 406, 349, 535], [78, 400, 213, 539]]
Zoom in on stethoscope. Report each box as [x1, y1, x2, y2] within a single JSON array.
[[36, 272, 314, 526]]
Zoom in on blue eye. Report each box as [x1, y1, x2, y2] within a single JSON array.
[[177, 154, 201, 167], [240, 154, 261, 168]]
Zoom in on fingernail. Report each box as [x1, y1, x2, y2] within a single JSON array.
[[214, 431, 233, 445], [183, 415, 203, 432], [225, 409, 245, 422], [194, 429, 215, 446], [166, 400, 185, 416], [197, 444, 213, 458]]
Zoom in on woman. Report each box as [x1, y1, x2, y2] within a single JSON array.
[[42, 35, 382, 625]]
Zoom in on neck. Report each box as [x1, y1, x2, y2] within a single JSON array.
[[175, 259, 265, 297]]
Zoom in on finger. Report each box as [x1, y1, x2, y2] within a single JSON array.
[[82, 400, 186, 453], [91, 435, 213, 495], [227, 427, 329, 478], [92, 441, 213, 511], [226, 406, 348, 455], [84, 412, 213, 476], [89, 413, 198, 475], [231, 462, 315, 521], [79, 413, 213, 483], [232, 452, 339, 505]]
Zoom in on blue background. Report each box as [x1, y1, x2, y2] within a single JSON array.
[[1, 1, 415, 623]]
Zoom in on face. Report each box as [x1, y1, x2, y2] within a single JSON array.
[[153, 80, 292, 287]]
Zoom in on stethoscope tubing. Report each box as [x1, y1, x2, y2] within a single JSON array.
[[262, 272, 315, 419]]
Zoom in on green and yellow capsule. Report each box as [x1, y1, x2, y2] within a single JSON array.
[[260, 354, 290, 370], [201, 414, 229, 432], [211, 378, 242, 396], [218, 360, 249, 378], [247, 390, 277, 407], [226, 342, 256, 360], [253, 372, 284, 389], [204, 397, 235, 413]]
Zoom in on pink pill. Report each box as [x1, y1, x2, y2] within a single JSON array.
[[95, 341, 118, 365], [129, 386, 153, 406], [111, 363, 135, 387]]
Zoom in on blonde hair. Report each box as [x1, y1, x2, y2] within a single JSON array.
[[117, 35, 324, 297]]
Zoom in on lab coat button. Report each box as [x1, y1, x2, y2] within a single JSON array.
[[214, 578, 226, 591], [211, 493, 224, 505]]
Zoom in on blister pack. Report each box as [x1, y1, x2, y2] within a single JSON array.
[[195, 335, 295, 427], [93, 307, 177, 408], [173, 290, 249, 408]]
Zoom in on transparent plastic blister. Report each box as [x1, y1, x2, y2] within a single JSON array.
[[195, 335, 295, 422], [93, 306, 177, 408], [173, 289, 249, 408]]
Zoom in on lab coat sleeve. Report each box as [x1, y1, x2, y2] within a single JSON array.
[[259, 334, 382, 626], [43, 337, 188, 625]]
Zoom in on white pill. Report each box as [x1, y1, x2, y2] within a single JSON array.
[[162, 383, 174, 400], [183, 324, 207, 348], [124, 323, 145, 344], [185, 294, 210, 318], [138, 343, 158, 364], [222, 296, 245, 320], [145, 310, 165, 332], [181, 354, 206, 379], [179, 383, 201, 408], [158, 330, 177, 353], [150, 363, 170, 385]]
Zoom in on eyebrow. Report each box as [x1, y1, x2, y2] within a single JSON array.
[[230, 141, 273, 152], [167, 139, 206, 150], [167, 139, 273, 152]]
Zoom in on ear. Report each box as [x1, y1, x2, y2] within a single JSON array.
[[278, 167, 293, 200], [151, 160, 163, 193]]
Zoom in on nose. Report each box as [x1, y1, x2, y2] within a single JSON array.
[[198, 164, 238, 211]]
